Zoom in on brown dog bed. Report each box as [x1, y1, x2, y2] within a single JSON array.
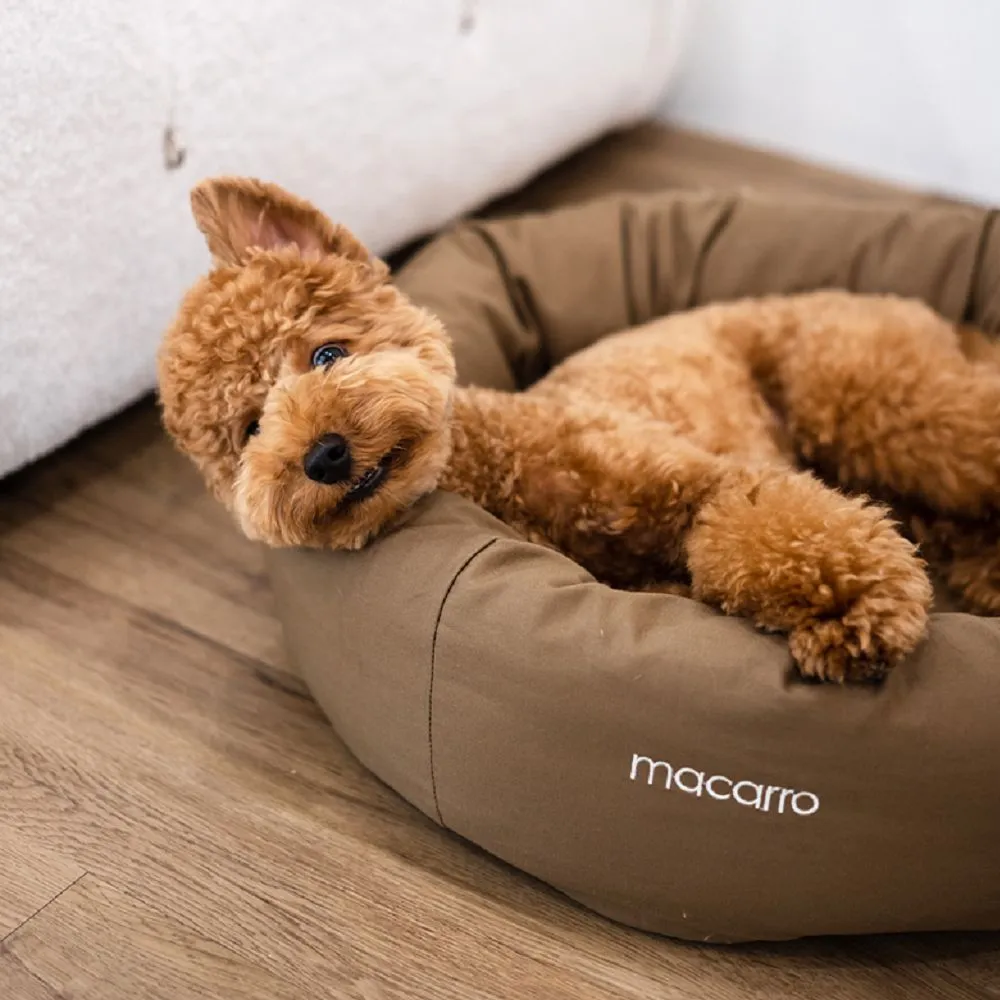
[[266, 134, 1000, 943]]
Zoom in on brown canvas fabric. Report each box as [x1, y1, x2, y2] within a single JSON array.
[[266, 127, 1000, 942]]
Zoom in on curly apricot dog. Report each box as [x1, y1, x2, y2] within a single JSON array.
[[157, 178, 1000, 683]]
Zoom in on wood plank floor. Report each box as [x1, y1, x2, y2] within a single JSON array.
[[2, 401, 998, 999]]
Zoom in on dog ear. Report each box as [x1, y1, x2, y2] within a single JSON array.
[[189, 177, 377, 268]]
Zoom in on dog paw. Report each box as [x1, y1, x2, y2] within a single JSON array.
[[957, 551, 1000, 616], [911, 513, 1000, 617], [687, 468, 935, 680], [789, 587, 931, 684]]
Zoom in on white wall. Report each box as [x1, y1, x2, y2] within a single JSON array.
[[0, 0, 677, 477], [661, 0, 1000, 204]]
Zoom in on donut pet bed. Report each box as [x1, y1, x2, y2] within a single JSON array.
[[250, 186, 1000, 945]]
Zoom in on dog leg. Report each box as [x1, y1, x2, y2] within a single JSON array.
[[447, 390, 724, 587], [896, 332, 1000, 615], [767, 298, 1000, 517], [450, 389, 932, 679], [515, 431, 724, 589], [685, 467, 932, 682]]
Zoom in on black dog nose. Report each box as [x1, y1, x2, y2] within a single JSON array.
[[303, 434, 352, 485]]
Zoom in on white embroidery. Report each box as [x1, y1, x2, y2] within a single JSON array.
[[629, 753, 820, 816]]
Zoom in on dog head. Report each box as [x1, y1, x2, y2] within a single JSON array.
[[157, 177, 455, 550]]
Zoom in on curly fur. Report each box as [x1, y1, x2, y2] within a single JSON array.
[[157, 178, 1000, 684]]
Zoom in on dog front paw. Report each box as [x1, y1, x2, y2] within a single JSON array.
[[790, 616, 912, 683], [788, 573, 931, 683], [687, 468, 934, 681]]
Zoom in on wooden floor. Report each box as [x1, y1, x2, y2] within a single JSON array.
[[1, 399, 998, 999]]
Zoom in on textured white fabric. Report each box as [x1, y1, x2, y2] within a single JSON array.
[[0, 0, 681, 476]]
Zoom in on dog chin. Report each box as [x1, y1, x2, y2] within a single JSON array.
[[233, 429, 450, 551], [314, 440, 450, 550]]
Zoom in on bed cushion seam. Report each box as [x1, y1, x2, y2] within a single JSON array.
[[428, 537, 499, 826]]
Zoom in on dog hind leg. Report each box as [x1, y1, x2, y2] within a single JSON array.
[[767, 296, 1000, 517]]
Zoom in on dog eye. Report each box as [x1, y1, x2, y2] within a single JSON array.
[[244, 419, 260, 443], [311, 343, 349, 367]]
